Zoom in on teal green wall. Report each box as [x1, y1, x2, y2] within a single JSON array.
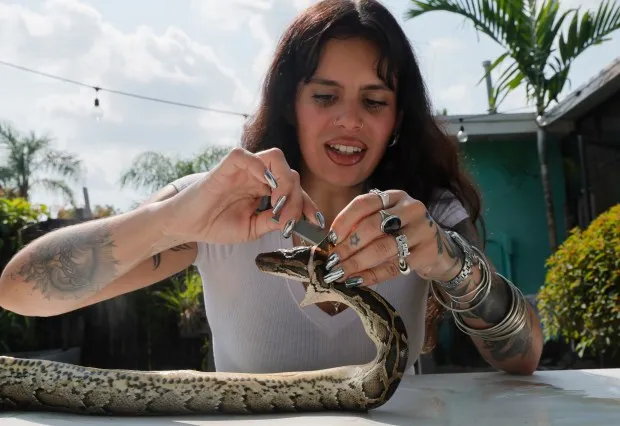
[[459, 136, 567, 295]]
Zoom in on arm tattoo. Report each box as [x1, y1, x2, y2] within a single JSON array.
[[10, 222, 119, 300], [151, 244, 194, 269], [428, 210, 461, 270], [481, 303, 534, 361]]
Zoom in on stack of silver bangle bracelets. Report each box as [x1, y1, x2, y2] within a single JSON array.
[[430, 230, 529, 341]]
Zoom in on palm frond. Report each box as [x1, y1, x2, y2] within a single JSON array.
[[39, 149, 83, 181], [119, 151, 177, 192], [489, 59, 524, 108], [559, 0, 620, 66], [34, 178, 76, 205], [0, 122, 20, 146], [406, 0, 530, 50], [192, 145, 233, 172], [406, 0, 620, 113], [0, 166, 13, 185]]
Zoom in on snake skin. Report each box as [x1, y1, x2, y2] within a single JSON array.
[[0, 243, 409, 416]]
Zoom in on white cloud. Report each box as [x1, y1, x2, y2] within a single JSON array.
[[1, 0, 618, 213], [248, 15, 275, 76], [0, 0, 253, 211], [559, 0, 601, 9], [428, 37, 463, 54], [292, 0, 316, 11], [189, 0, 274, 31], [434, 83, 479, 114], [437, 84, 470, 104]]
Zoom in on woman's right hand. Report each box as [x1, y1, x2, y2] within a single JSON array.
[[164, 147, 324, 245]]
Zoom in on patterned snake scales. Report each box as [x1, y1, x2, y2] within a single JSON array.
[[0, 240, 414, 416]]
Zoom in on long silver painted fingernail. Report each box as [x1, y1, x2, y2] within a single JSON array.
[[271, 213, 280, 224], [326, 252, 340, 270], [282, 218, 296, 238], [272, 195, 287, 216], [315, 211, 325, 229], [327, 230, 338, 244], [345, 276, 364, 288], [324, 267, 344, 284], [264, 169, 278, 189]]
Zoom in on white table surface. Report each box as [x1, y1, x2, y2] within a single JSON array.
[[2, 369, 619, 426]]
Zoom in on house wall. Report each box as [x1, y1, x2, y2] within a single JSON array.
[[578, 90, 620, 219], [458, 136, 567, 296]]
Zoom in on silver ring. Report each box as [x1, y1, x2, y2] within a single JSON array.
[[369, 189, 389, 209], [394, 233, 410, 258], [398, 257, 411, 275], [379, 210, 401, 234]]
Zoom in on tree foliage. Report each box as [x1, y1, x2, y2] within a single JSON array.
[[0, 122, 83, 204], [405, 0, 620, 114], [537, 204, 620, 358], [119, 145, 233, 193], [0, 197, 48, 256], [56, 204, 120, 219], [0, 197, 48, 353]]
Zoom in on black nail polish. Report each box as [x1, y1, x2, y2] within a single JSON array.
[[327, 231, 338, 244]]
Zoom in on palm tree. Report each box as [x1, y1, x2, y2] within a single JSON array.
[[405, 0, 620, 251], [0, 122, 83, 204], [119, 145, 234, 193]]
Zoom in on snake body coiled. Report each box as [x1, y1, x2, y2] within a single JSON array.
[[0, 244, 409, 416]]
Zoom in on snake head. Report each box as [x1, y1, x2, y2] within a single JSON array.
[[255, 246, 313, 282]]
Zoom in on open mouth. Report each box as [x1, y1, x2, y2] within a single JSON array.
[[324, 142, 367, 166]]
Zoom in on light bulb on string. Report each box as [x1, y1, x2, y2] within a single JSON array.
[[92, 87, 104, 121], [456, 118, 468, 143]]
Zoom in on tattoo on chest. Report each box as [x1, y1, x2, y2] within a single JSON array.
[[12, 223, 119, 300]]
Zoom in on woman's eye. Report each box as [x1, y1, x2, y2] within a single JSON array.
[[312, 94, 335, 105], [365, 99, 388, 110]]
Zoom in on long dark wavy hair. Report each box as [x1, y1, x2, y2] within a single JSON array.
[[241, 0, 482, 227]]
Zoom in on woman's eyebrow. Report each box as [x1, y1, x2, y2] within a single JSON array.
[[308, 77, 390, 91]]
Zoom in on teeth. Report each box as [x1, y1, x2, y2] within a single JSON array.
[[328, 144, 362, 154]]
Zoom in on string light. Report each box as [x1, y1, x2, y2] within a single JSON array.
[[92, 87, 104, 121], [456, 118, 468, 143], [1, 59, 538, 126], [536, 114, 547, 127], [0, 59, 250, 119]]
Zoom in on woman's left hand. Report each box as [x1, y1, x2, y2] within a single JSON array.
[[323, 189, 462, 287]]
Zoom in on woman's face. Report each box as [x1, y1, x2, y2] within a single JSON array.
[[295, 37, 398, 188]]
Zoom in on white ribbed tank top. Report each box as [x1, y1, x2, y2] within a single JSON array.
[[192, 190, 469, 374]]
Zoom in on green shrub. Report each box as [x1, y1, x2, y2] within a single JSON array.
[[537, 204, 620, 358], [0, 197, 46, 353], [0, 197, 48, 254], [152, 268, 206, 338]]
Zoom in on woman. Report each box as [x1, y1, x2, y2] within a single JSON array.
[[0, 0, 542, 375]]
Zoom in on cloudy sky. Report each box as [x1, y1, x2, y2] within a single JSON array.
[[0, 0, 617, 214]]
